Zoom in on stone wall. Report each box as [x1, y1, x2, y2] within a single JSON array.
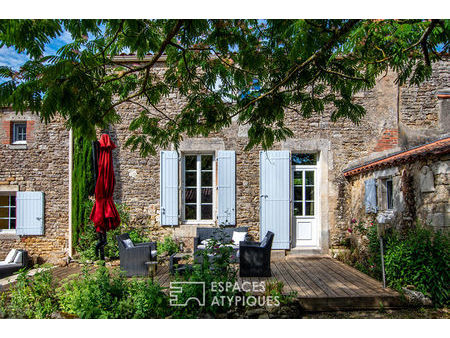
[[0, 57, 447, 261], [0, 108, 69, 263], [107, 59, 448, 252], [346, 153, 450, 235]]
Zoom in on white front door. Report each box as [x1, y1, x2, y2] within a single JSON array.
[[292, 154, 319, 248]]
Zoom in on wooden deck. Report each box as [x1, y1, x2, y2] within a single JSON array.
[[153, 256, 402, 311], [1, 256, 403, 311]]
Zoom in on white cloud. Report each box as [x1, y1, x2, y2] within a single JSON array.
[[0, 46, 29, 71]]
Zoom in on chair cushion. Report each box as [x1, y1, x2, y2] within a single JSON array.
[[232, 231, 246, 245], [13, 251, 23, 264], [123, 239, 134, 248], [4, 249, 17, 263], [151, 250, 157, 258]]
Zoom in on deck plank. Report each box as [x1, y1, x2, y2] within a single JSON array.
[[288, 260, 329, 297]]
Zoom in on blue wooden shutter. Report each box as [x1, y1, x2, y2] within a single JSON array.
[[217, 150, 236, 226], [160, 151, 179, 226], [364, 178, 377, 214], [16, 191, 44, 235], [260, 151, 290, 249]]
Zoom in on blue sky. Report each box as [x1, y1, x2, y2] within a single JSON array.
[[0, 29, 73, 71]]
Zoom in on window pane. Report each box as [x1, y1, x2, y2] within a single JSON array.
[[294, 202, 303, 216], [185, 205, 196, 220], [185, 188, 196, 203], [185, 155, 197, 170], [293, 171, 302, 186], [305, 171, 314, 185], [0, 219, 8, 229], [185, 172, 197, 186], [10, 218, 15, 229], [294, 187, 303, 201], [292, 153, 317, 165], [0, 207, 8, 218], [10, 196, 15, 206], [10, 207, 15, 218], [386, 179, 393, 210], [201, 172, 212, 187], [201, 155, 213, 170], [305, 202, 314, 216], [201, 205, 212, 220], [0, 195, 8, 207], [201, 188, 212, 203], [305, 187, 314, 201]]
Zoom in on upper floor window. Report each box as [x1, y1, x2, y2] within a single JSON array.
[[0, 194, 16, 231], [182, 154, 214, 222], [12, 122, 27, 144]]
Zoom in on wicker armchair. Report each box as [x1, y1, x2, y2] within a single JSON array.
[[239, 231, 274, 277], [0, 249, 29, 279], [117, 233, 157, 277]]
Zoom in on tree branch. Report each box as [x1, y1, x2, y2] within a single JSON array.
[[238, 20, 360, 113]]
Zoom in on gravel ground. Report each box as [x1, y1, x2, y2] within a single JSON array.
[[303, 307, 449, 319]]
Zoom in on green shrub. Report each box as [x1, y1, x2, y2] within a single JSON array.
[[127, 279, 170, 318], [58, 265, 130, 318], [57, 264, 168, 319], [384, 225, 449, 306], [157, 236, 180, 256], [170, 232, 238, 318], [0, 266, 59, 318]]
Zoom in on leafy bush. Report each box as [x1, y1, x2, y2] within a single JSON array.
[[57, 264, 168, 318], [0, 266, 59, 318], [384, 225, 449, 306], [157, 236, 180, 256], [170, 232, 238, 318], [75, 201, 149, 261]]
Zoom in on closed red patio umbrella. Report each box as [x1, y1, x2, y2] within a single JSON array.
[[90, 133, 121, 260]]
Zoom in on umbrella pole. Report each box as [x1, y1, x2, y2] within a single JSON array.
[[95, 230, 107, 261]]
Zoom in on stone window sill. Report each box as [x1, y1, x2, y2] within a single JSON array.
[[7, 144, 27, 150], [0, 231, 19, 240]]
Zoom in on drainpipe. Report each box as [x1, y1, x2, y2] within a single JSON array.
[[68, 128, 73, 258]]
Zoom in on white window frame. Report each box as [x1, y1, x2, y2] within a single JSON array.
[[181, 153, 216, 224], [292, 153, 319, 218], [0, 192, 17, 233], [12, 122, 27, 144]]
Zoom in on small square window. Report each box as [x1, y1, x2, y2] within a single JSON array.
[[12, 123, 27, 144], [0, 194, 16, 231]]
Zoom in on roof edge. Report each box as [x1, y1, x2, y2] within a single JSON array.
[[343, 136, 450, 177]]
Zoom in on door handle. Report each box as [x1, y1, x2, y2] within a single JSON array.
[[260, 195, 268, 198]]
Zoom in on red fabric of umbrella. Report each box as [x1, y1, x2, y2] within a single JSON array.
[[90, 134, 121, 233]]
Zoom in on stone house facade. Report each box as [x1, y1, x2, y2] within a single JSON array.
[[0, 56, 448, 263]]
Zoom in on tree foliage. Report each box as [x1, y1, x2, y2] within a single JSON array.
[[0, 19, 448, 155]]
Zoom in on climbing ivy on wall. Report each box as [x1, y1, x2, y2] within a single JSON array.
[[72, 131, 95, 246]]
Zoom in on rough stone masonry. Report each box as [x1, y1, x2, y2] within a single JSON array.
[[0, 57, 448, 262]]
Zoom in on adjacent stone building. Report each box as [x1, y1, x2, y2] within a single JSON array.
[[0, 56, 448, 262]]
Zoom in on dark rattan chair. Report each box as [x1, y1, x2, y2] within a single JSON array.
[[0, 249, 29, 279], [117, 233, 157, 277], [239, 231, 274, 277]]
